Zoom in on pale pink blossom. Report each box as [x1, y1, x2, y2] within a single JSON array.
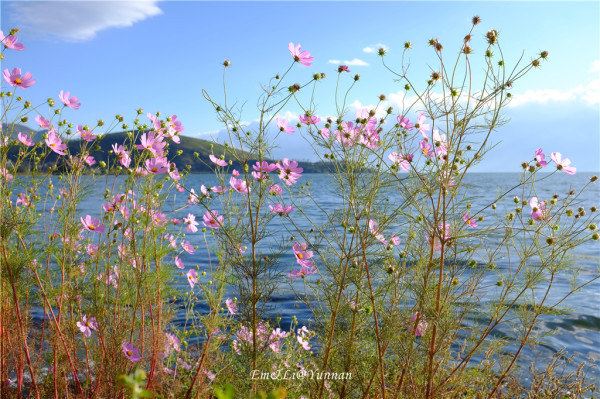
[[3, 68, 35, 88], [181, 240, 195, 254], [276, 117, 295, 134], [45, 129, 67, 155], [388, 152, 413, 171], [397, 115, 414, 130], [252, 161, 277, 180], [269, 184, 283, 196], [122, 342, 141, 362], [58, 91, 81, 109], [184, 213, 199, 233], [534, 148, 548, 167], [187, 269, 198, 288], [462, 213, 478, 228], [145, 157, 169, 174], [209, 154, 228, 167], [319, 127, 330, 139], [529, 197, 548, 221], [550, 152, 576, 175], [270, 203, 294, 216], [174, 256, 184, 269], [416, 112, 431, 137], [299, 113, 320, 125], [77, 315, 98, 338], [277, 158, 303, 186], [203, 210, 223, 229], [35, 115, 51, 129], [411, 312, 428, 337], [77, 125, 96, 142], [225, 298, 237, 315], [0, 31, 25, 50], [84, 155, 96, 166], [230, 176, 249, 193], [80, 215, 105, 233], [17, 132, 34, 146], [288, 42, 314, 66]]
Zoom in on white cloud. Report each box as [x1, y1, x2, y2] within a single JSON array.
[[9, 0, 162, 41], [328, 58, 369, 67], [590, 60, 600, 74], [363, 43, 389, 54]]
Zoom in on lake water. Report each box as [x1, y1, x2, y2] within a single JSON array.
[[57, 172, 600, 381]]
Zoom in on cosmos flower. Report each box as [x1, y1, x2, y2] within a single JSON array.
[[269, 203, 294, 216], [252, 161, 278, 181], [3, 68, 35, 88], [397, 115, 414, 130], [209, 154, 228, 167], [462, 213, 478, 228], [17, 132, 34, 147], [550, 152, 576, 175], [276, 117, 295, 134], [277, 158, 303, 186], [174, 256, 184, 269], [229, 176, 249, 193], [181, 240, 195, 254], [111, 144, 131, 168], [202, 210, 223, 229], [45, 129, 68, 155], [165, 332, 181, 354], [76, 315, 98, 338], [145, 157, 169, 174], [35, 115, 51, 129], [529, 197, 548, 221], [184, 213, 199, 233], [388, 152, 413, 171], [0, 31, 25, 50], [415, 112, 431, 137], [225, 298, 237, 315], [269, 184, 283, 196], [80, 215, 105, 233], [410, 312, 428, 337], [292, 242, 314, 268], [299, 113, 320, 125], [58, 91, 81, 109], [288, 42, 314, 66], [319, 127, 330, 139], [0, 167, 13, 182], [122, 342, 141, 362], [338, 65, 350, 73], [77, 125, 96, 142], [187, 269, 198, 288], [534, 148, 548, 167]]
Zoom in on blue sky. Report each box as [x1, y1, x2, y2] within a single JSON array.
[[1, 1, 599, 171]]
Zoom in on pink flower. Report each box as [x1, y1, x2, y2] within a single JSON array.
[[529, 197, 548, 221], [338, 65, 350, 73], [230, 176, 249, 194], [77, 125, 96, 142], [276, 117, 295, 134], [368, 219, 387, 244], [0, 31, 25, 50], [174, 256, 184, 269], [0, 167, 14, 182], [462, 213, 478, 228], [299, 113, 320, 125], [122, 342, 141, 362], [225, 298, 237, 315], [388, 152, 413, 171], [209, 154, 228, 167], [17, 132, 34, 147], [534, 148, 548, 167], [420, 139, 433, 158], [550, 152, 576, 175], [232, 169, 240, 177], [16, 193, 30, 206], [45, 129, 68, 155], [277, 158, 303, 186], [203, 210, 223, 229], [58, 91, 81, 109], [81, 215, 105, 233], [76, 315, 98, 338], [84, 155, 96, 166], [86, 244, 99, 256], [410, 312, 428, 337], [111, 144, 131, 168], [187, 269, 198, 288], [319, 127, 330, 139], [3, 68, 35, 88], [292, 242, 314, 267], [288, 42, 314, 66], [296, 327, 312, 350], [184, 213, 199, 233], [289, 264, 317, 278], [252, 161, 278, 180], [389, 235, 401, 246], [397, 115, 414, 130], [335, 121, 359, 147], [165, 332, 181, 354], [270, 203, 294, 216], [137, 132, 166, 157], [145, 157, 169, 174], [429, 222, 450, 251], [269, 184, 283, 196], [181, 240, 195, 254], [35, 115, 51, 129], [416, 112, 431, 137]]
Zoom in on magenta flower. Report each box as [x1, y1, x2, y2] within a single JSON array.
[[16, 193, 30, 206], [420, 138, 433, 158], [111, 144, 131, 168], [288, 42, 314, 66], [122, 342, 141, 363], [299, 113, 320, 125], [292, 242, 314, 267], [59, 91, 81, 109], [76, 315, 98, 338], [276, 117, 295, 134], [77, 125, 96, 142], [165, 332, 181, 354], [529, 197, 548, 221], [410, 312, 428, 337], [338, 65, 350, 73], [181, 240, 195, 254], [35, 115, 51, 129], [252, 161, 278, 180], [388, 152, 413, 171], [184, 213, 199, 233], [137, 132, 166, 157], [534, 148, 548, 167], [550, 152, 576, 175], [462, 213, 478, 228], [0, 31, 25, 50], [288, 263, 317, 278], [269, 184, 283, 196], [397, 115, 414, 130], [270, 203, 294, 216], [45, 129, 67, 155], [277, 158, 303, 186], [17, 132, 34, 147], [174, 256, 184, 269], [145, 157, 169, 174], [3, 68, 35, 88], [187, 269, 198, 289], [203, 210, 223, 229], [320, 128, 331, 139], [416, 112, 431, 137], [84, 155, 96, 166], [230, 176, 249, 194], [209, 154, 228, 167], [225, 298, 237, 315], [335, 122, 359, 147], [80, 215, 105, 233]]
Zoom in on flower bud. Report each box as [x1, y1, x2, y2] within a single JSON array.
[[223, 59, 230, 67]]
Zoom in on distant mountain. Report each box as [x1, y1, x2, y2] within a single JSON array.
[[3, 127, 333, 173]]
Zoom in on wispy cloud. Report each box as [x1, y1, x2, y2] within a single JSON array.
[[363, 43, 389, 54], [8, 0, 162, 42], [328, 58, 369, 67]]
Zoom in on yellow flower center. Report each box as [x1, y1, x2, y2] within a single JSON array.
[[14, 77, 22, 84]]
